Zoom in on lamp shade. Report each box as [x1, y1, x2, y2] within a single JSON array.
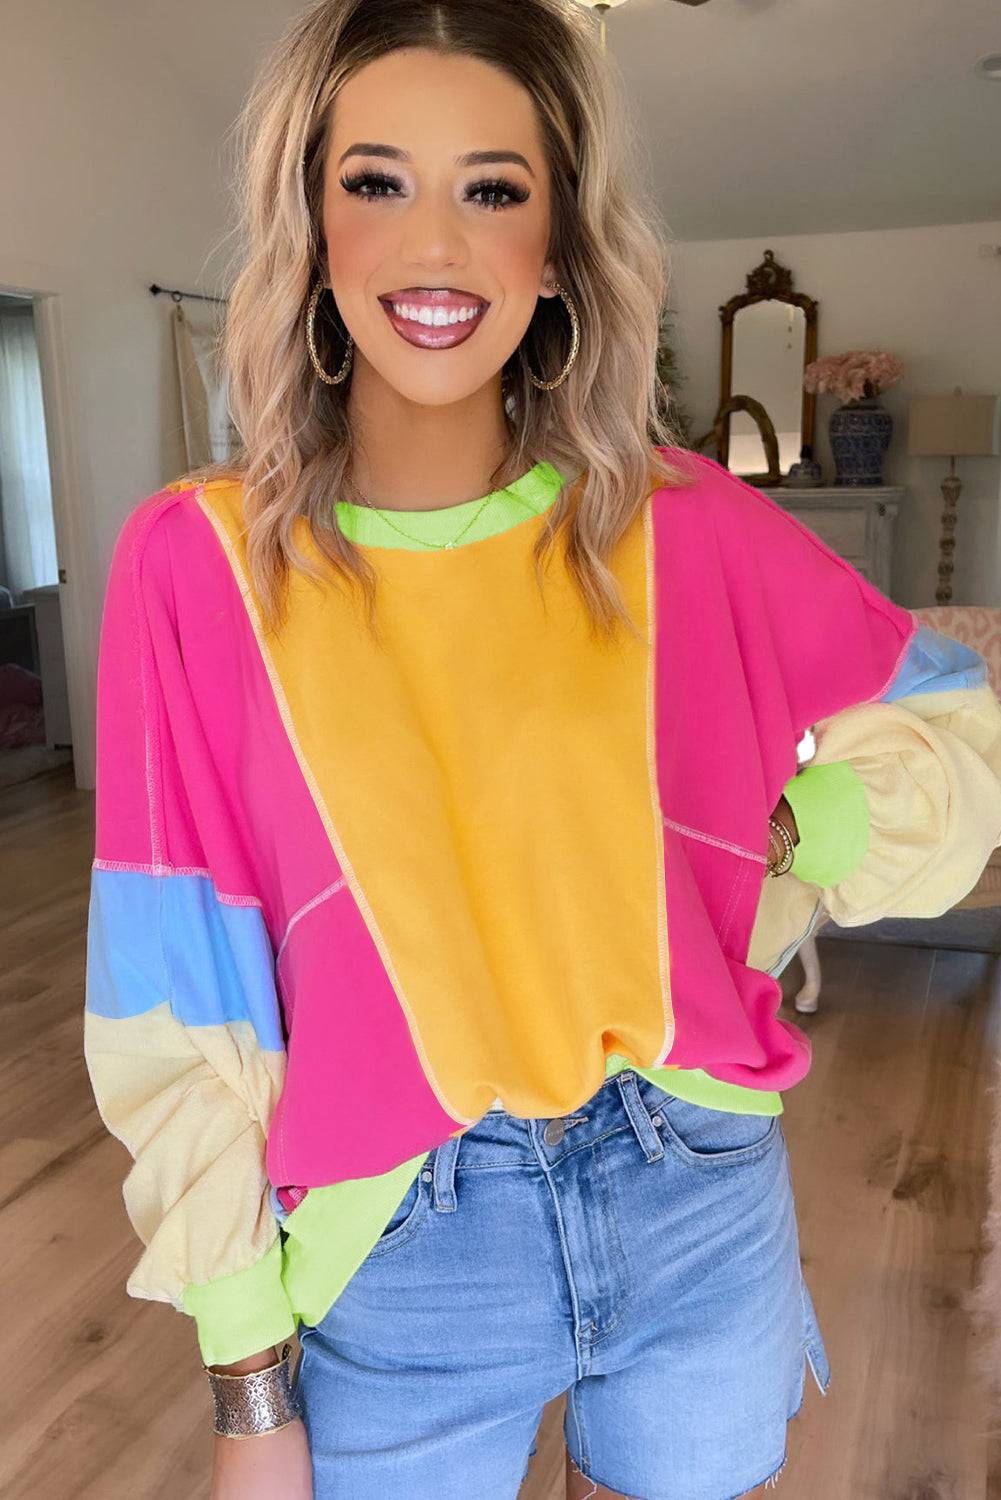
[[908, 389, 1000, 458]]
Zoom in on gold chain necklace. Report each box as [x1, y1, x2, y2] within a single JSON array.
[[348, 487, 503, 550]]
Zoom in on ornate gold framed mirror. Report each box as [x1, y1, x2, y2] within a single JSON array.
[[710, 250, 819, 486]]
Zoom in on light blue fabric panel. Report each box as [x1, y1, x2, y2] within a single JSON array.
[[85, 867, 285, 1052], [86, 867, 167, 1020], [882, 622, 987, 701]]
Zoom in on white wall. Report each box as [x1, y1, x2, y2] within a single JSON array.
[[5, 0, 1000, 787], [669, 222, 1001, 609], [0, 0, 236, 787]]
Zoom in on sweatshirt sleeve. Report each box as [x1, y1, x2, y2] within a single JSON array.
[[83, 494, 297, 1367], [683, 452, 1001, 932], [787, 622, 1001, 924]]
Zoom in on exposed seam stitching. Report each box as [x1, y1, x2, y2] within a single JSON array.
[[718, 873, 739, 946], [129, 515, 162, 868], [193, 485, 477, 1144], [662, 814, 767, 865], [872, 609, 920, 703], [124, 488, 203, 859], [715, 865, 744, 947], [645, 497, 674, 1068], [687, 449, 916, 646], [684, 451, 920, 730], [276, 877, 348, 966], [91, 857, 263, 907]]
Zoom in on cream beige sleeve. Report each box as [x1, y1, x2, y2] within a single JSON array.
[[802, 679, 1001, 926]]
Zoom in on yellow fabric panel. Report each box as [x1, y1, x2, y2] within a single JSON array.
[[201, 482, 672, 1124], [84, 1005, 286, 1309]]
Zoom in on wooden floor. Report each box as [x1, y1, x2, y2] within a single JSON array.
[[2, 764, 1000, 1498]]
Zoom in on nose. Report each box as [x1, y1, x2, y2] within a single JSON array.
[[399, 189, 468, 274]]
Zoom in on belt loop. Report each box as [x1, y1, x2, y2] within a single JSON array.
[[615, 1070, 666, 1163], [430, 1134, 460, 1212]]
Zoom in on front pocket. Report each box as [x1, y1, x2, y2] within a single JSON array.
[[364, 1168, 431, 1259], [651, 1093, 781, 1168]]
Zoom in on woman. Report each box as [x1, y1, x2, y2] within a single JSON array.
[[83, 2, 1001, 1498]]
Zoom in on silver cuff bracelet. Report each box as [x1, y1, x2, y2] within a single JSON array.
[[204, 1343, 301, 1439]]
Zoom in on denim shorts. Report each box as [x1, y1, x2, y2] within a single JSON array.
[[293, 1067, 831, 1500]]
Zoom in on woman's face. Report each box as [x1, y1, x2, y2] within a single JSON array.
[[320, 48, 557, 408]]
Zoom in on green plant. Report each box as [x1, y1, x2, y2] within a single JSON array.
[[653, 306, 692, 446]]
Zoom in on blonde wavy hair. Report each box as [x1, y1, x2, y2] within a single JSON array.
[[183, 0, 687, 640]]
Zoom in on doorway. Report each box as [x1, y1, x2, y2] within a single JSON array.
[[0, 291, 73, 790]]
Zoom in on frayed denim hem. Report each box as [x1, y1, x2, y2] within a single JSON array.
[[564, 1364, 832, 1500]]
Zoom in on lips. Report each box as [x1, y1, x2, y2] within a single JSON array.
[[378, 287, 489, 350]]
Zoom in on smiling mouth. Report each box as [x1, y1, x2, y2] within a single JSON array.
[[378, 287, 490, 349]]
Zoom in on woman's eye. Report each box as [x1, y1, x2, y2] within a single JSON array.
[[339, 171, 404, 200], [337, 171, 529, 210], [471, 177, 531, 213]]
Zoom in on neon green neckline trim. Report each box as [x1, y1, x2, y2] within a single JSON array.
[[334, 459, 564, 550]]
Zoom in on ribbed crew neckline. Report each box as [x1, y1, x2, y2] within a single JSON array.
[[334, 459, 564, 551]]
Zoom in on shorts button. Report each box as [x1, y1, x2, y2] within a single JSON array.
[[651, 1114, 663, 1127], [421, 1169, 433, 1181], [543, 1119, 566, 1146]]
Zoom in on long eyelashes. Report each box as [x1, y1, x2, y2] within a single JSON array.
[[338, 170, 530, 211]]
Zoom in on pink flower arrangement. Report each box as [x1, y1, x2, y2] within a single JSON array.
[[803, 349, 904, 404]]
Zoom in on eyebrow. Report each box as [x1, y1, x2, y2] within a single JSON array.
[[336, 143, 535, 178]]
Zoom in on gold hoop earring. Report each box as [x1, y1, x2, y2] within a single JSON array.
[[526, 280, 580, 391], [306, 281, 354, 385]]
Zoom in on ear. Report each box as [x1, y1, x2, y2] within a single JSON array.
[[538, 263, 560, 299]]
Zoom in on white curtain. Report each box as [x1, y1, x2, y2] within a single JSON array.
[[171, 301, 240, 468], [0, 301, 58, 601]]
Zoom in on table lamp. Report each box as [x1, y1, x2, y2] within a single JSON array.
[[908, 387, 1000, 604]]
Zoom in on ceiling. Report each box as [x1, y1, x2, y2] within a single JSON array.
[[127, 0, 1001, 241]]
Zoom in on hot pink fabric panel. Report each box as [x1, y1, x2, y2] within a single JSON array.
[[271, 894, 464, 1184], [656, 826, 810, 1088], [94, 491, 174, 866], [103, 485, 461, 1184], [146, 490, 336, 941], [649, 449, 917, 1087]]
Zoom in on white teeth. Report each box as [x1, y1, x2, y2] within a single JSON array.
[[389, 300, 483, 325]]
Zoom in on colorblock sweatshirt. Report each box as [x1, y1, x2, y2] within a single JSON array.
[[83, 447, 1001, 1365]]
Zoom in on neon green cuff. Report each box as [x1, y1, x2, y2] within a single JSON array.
[[181, 1236, 297, 1367], [782, 760, 870, 888]]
